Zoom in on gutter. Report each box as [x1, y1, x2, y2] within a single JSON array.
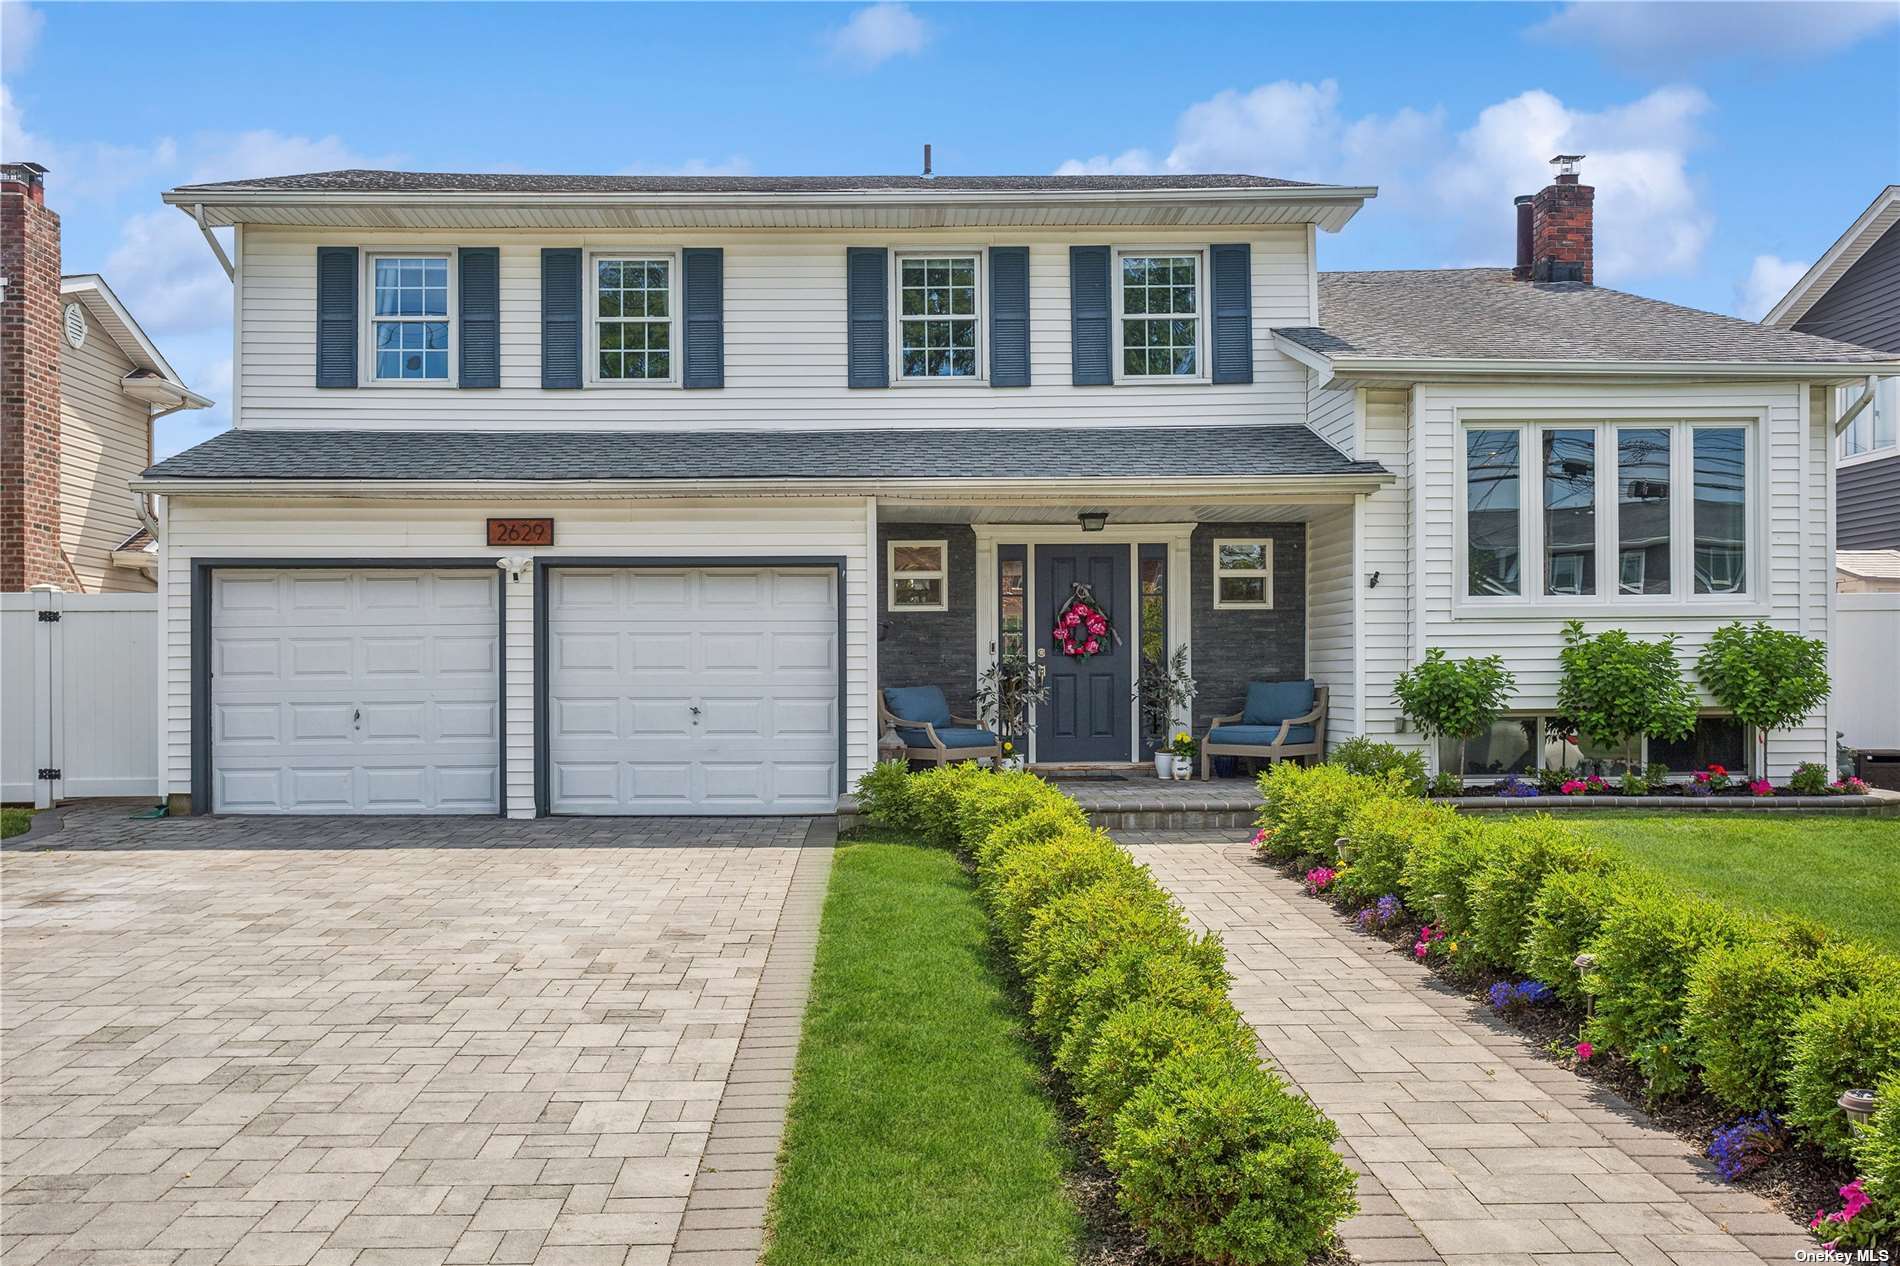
[[1835, 376, 1881, 436], [1268, 336, 1900, 385]]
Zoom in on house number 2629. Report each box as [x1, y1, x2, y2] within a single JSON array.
[[486, 518, 554, 547]]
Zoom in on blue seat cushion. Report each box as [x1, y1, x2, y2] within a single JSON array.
[[898, 725, 998, 750], [1207, 723, 1316, 748], [1242, 679, 1316, 726], [884, 685, 951, 728]]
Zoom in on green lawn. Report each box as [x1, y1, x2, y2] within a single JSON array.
[[762, 839, 1079, 1266], [1, 807, 32, 840], [1574, 814, 1900, 951]]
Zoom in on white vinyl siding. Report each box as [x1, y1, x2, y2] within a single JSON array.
[[1307, 372, 1357, 457], [232, 227, 1313, 431], [1304, 507, 1356, 746], [58, 328, 153, 593], [158, 497, 875, 817]]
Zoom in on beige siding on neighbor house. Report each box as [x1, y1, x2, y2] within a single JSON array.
[[234, 227, 1316, 432], [158, 496, 876, 816], [59, 327, 152, 592]]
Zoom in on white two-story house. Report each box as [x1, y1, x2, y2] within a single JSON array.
[[135, 162, 1898, 818]]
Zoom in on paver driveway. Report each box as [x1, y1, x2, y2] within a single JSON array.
[[1, 805, 832, 1266]]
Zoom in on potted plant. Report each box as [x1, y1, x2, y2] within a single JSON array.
[[1696, 620, 1830, 777], [974, 642, 1050, 765], [1391, 648, 1516, 780], [1170, 731, 1198, 780], [1555, 620, 1697, 777], [1138, 645, 1197, 779]]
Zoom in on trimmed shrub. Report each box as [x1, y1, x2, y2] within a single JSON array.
[[1107, 1048, 1357, 1266], [1586, 888, 1750, 1098], [973, 799, 1090, 873], [1257, 763, 1403, 865], [1398, 814, 1495, 948], [1332, 796, 1463, 906], [1786, 983, 1900, 1158], [854, 760, 920, 833], [1073, 1000, 1256, 1144], [1522, 863, 1633, 1005], [905, 762, 995, 848], [1022, 879, 1207, 1045], [1857, 1071, 1900, 1221], [1328, 737, 1428, 798], [954, 771, 1066, 855], [1055, 944, 1232, 1079], [1466, 816, 1598, 974], [985, 828, 1140, 950], [1685, 930, 1894, 1113]]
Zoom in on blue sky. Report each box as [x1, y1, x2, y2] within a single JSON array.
[[3, 0, 1896, 457]]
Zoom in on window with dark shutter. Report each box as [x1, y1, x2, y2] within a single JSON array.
[[459, 248, 500, 388], [541, 248, 582, 389], [315, 246, 358, 388], [681, 248, 724, 389], [989, 246, 1030, 388], [1210, 243, 1253, 385], [846, 247, 889, 388], [1069, 245, 1111, 386]]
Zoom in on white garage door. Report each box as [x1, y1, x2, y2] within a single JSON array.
[[546, 566, 839, 815], [211, 568, 501, 814]]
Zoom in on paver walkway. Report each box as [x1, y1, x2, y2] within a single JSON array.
[[1125, 835, 1815, 1266], [2, 806, 833, 1266]]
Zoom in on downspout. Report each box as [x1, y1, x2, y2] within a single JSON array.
[[1834, 376, 1879, 435]]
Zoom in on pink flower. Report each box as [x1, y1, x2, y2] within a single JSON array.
[[1052, 625, 1070, 641], [1560, 779, 1587, 795], [1086, 616, 1108, 635], [1251, 827, 1270, 845], [1062, 610, 1082, 628], [1748, 778, 1773, 797], [1840, 1180, 1869, 1220], [1083, 639, 1100, 654], [1576, 1040, 1594, 1062]]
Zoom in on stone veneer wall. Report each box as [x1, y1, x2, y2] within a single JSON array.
[[1188, 522, 1308, 733], [875, 523, 980, 717]]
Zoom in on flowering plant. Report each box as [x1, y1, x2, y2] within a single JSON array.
[[1559, 776, 1608, 796], [1747, 778, 1774, 797], [1051, 593, 1114, 660], [1808, 1178, 1892, 1252], [1356, 894, 1405, 933], [1707, 1112, 1787, 1182], [1495, 775, 1540, 798], [1833, 775, 1870, 795], [1170, 731, 1198, 761], [1575, 1039, 1594, 1062], [1487, 980, 1555, 1013], [1304, 866, 1338, 895], [1413, 923, 1448, 960], [1694, 763, 1732, 792]]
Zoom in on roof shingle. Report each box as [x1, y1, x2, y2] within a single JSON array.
[[168, 170, 1317, 196]]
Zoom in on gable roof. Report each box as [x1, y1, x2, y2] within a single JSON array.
[[58, 275, 212, 408], [1273, 268, 1900, 381], [1764, 186, 1900, 329]]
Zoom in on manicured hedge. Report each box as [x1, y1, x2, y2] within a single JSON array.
[[855, 762, 1358, 1266], [1255, 760, 1900, 1181]]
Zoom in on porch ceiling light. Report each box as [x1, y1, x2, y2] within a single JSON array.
[[1078, 511, 1108, 532]]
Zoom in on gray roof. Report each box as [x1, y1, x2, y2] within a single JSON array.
[[168, 170, 1315, 196], [143, 425, 1385, 483], [1277, 269, 1896, 365]]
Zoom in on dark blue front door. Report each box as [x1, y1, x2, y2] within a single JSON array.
[[1034, 545, 1131, 762]]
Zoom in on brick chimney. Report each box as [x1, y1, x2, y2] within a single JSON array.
[[1523, 154, 1593, 285], [1, 161, 66, 591]]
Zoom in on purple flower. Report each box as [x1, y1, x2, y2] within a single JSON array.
[[1708, 1112, 1787, 1181], [1514, 981, 1554, 1006]]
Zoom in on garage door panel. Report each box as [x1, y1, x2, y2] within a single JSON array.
[[211, 568, 500, 815], [547, 566, 838, 815], [555, 630, 620, 673]]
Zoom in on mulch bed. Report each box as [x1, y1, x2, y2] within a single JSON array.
[[1264, 853, 1888, 1251]]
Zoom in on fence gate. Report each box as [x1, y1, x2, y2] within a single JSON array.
[[2, 587, 159, 808]]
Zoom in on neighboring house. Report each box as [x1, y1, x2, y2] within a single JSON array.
[[1837, 550, 1900, 594], [1764, 184, 1899, 553], [1, 163, 211, 593], [134, 159, 1898, 818]]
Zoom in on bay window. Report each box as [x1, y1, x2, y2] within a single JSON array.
[[1460, 419, 1752, 605]]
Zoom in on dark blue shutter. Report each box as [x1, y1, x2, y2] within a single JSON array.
[[1210, 243, 1253, 384], [315, 246, 357, 388], [458, 248, 500, 388], [681, 248, 724, 389], [988, 246, 1030, 387], [846, 247, 888, 388], [541, 248, 582, 389], [1069, 245, 1111, 386]]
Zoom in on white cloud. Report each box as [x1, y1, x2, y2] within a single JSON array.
[[186, 130, 375, 184], [1, 84, 177, 205], [1531, 1, 1898, 69], [2, 1, 43, 72], [825, 2, 928, 69], [1057, 80, 1716, 283], [103, 208, 231, 338], [1735, 253, 1811, 320]]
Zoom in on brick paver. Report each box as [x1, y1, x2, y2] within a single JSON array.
[[1126, 835, 1815, 1266], [2, 806, 831, 1266]]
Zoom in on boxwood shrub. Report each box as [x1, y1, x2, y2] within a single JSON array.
[[1522, 862, 1634, 1006], [1398, 813, 1496, 950], [1054, 942, 1231, 1079], [1785, 982, 1900, 1158], [1257, 762, 1405, 865], [1333, 796, 1462, 906], [1466, 816, 1599, 974]]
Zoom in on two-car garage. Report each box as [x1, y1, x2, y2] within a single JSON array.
[[199, 560, 841, 817]]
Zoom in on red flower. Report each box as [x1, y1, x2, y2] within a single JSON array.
[[1052, 626, 1070, 641], [1083, 639, 1100, 654], [1085, 616, 1108, 635]]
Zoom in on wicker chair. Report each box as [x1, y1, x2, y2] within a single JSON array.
[[1200, 682, 1329, 779], [878, 686, 1003, 767]]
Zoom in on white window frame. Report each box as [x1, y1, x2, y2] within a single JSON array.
[[1442, 711, 1756, 781], [1111, 247, 1208, 385], [1211, 538, 1274, 610], [1452, 415, 1762, 616], [890, 250, 986, 386], [364, 248, 457, 388], [887, 539, 949, 612], [1838, 377, 1899, 467], [586, 248, 682, 388]]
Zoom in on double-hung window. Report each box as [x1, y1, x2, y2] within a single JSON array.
[[1116, 251, 1203, 380], [593, 254, 676, 383], [1212, 539, 1273, 609], [888, 540, 948, 611], [370, 254, 451, 382], [896, 254, 981, 380], [1460, 419, 1753, 606]]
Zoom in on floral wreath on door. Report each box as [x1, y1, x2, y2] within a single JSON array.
[[1051, 582, 1118, 660]]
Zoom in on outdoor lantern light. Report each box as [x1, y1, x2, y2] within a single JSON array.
[[1077, 511, 1108, 532], [1841, 1088, 1878, 1131]]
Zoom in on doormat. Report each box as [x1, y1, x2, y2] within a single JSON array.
[[1049, 772, 1130, 783]]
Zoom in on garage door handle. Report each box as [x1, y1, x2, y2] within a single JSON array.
[[353, 708, 361, 728]]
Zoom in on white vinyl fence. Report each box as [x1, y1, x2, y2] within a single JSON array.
[[1836, 592, 1900, 751], [2, 588, 159, 807]]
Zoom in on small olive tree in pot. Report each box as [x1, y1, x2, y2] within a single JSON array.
[[1137, 645, 1197, 773], [1555, 620, 1698, 776], [1392, 648, 1516, 779], [1695, 620, 1830, 778], [974, 643, 1050, 767]]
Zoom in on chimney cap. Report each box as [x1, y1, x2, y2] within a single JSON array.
[[2, 160, 49, 182], [1514, 194, 1535, 206], [1550, 154, 1585, 177]]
